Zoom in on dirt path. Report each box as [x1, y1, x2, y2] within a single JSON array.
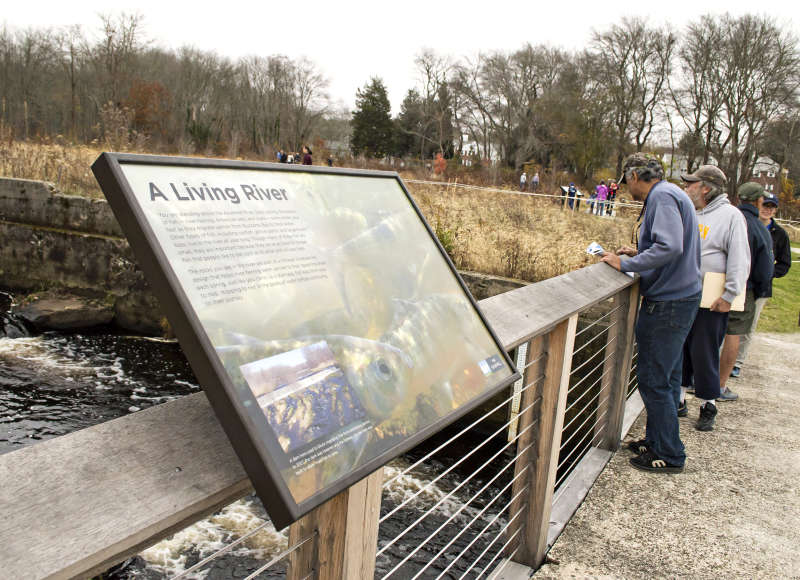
[[535, 332, 800, 579]]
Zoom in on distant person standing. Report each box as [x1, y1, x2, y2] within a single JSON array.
[[532, 172, 540, 192], [520, 171, 527, 191], [327, 155, 334, 167], [607, 180, 618, 215], [718, 183, 774, 401], [567, 182, 577, 210], [595, 181, 609, 215], [731, 192, 791, 378], [601, 153, 701, 473], [302, 145, 312, 165]]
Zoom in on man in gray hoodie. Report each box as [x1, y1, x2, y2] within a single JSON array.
[[679, 166, 750, 431]]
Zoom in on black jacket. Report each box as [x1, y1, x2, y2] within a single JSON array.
[[768, 219, 792, 279], [739, 203, 774, 298]]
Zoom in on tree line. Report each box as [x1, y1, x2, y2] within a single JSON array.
[[1, 13, 798, 198], [0, 13, 339, 156], [351, 15, 799, 198]]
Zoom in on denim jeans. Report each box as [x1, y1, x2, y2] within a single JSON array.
[[635, 292, 701, 466]]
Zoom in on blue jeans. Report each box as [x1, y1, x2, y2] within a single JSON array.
[[635, 292, 701, 466]]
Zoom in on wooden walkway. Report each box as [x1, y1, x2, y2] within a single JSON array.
[[532, 332, 800, 579]]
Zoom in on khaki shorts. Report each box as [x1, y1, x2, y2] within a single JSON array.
[[726, 289, 756, 335]]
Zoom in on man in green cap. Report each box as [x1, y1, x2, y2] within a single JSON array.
[[601, 152, 701, 473], [718, 182, 774, 400]]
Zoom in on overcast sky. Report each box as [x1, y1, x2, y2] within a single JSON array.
[[4, 1, 799, 112]]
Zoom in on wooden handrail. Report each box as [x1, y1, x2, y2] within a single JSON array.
[[0, 263, 636, 580]]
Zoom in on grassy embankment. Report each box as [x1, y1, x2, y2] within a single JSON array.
[[758, 242, 800, 333], [1, 140, 637, 283]]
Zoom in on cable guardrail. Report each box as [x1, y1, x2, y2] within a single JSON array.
[[405, 179, 646, 212], [382, 447, 533, 579], [378, 412, 540, 556], [574, 304, 623, 339], [569, 335, 617, 378], [433, 489, 529, 579], [380, 384, 544, 523], [572, 319, 615, 357], [554, 423, 608, 490], [408, 474, 529, 579], [381, 365, 546, 493], [467, 519, 524, 579], [171, 530, 312, 580]]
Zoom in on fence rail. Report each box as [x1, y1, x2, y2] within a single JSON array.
[[0, 263, 640, 579]]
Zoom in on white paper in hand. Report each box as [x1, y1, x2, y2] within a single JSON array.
[[586, 242, 605, 256]]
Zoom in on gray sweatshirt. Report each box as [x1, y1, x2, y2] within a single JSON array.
[[695, 193, 750, 304]]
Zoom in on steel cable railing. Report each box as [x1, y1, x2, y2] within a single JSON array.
[[461, 515, 524, 579], [571, 319, 615, 358], [171, 528, 312, 580], [555, 416, 609, 490], [432, 486, 529, 579], [380, 384, 543, 526], [378, 410, 540, 558], [405, 179, 646, 212], [569, 334, 616, 378], [382, 366, 545, 494], [395, 458, 531, 579], [573, 304, 623, 340]]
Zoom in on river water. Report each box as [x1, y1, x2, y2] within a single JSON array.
[[0, 297, 515, 579]]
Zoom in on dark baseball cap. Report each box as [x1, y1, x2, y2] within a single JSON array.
[[738, 182, 766, 201], [681, 165, 727, 189], [619, 152, 663, 184], [763, 193, 779, 206]]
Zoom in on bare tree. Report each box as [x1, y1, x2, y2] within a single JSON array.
[[593, 18, 676, 176]]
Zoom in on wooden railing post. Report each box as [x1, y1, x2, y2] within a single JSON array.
[[512, 314, 578, 568], [599, 283, 640, 451], [287, 468, 383, 580]]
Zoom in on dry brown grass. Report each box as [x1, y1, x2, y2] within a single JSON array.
[[409, 182, 637, 282], [0, 140, 637, 282], [0, 139, 105, 198]]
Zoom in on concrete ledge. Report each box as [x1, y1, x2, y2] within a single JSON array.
[[0, 177, 123, 237]]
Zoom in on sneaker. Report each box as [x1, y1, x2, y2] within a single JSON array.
[[696, 403, 717, 431], [730, 366, 741, 378], [677, 401, 688, 417], [629, 450, 684, 473], [717, 388, 739, 402], [626, 438, 649, 454]]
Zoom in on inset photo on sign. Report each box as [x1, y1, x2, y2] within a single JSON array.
[[239, 341, 368, 454]]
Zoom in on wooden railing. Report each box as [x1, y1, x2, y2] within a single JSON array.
[[0, 263, 640, 579]]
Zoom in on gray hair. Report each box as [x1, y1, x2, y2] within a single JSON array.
[[702, 181, 723, 201]]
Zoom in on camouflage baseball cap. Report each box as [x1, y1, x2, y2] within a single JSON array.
[[681, 165, 727, 189], [737, 182, 766, 201], [619, 152, 664, 184]]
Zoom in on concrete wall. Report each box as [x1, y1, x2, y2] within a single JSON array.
[[0, 178, 123, 237], [0, 178, 162, 333]]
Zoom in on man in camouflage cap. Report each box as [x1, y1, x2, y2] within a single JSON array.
[[718, 182, 774, 400], [601, 152, 702, 473]]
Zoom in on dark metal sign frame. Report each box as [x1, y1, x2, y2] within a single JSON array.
[[92, 153, 519, 529]]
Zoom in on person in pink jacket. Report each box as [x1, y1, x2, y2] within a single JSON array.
[[595, 181, 609, 215]]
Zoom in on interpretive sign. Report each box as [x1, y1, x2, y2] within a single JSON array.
[[92, 153, 519, 528]]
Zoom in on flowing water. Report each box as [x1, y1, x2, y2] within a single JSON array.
[[0, 293, 515, 579]]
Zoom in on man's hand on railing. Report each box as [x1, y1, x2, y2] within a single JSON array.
[[600, 252, 622, 271]]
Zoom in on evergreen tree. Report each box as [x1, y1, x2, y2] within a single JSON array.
[[395, 89, 425, 157], [350, 77, 394, 158]]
